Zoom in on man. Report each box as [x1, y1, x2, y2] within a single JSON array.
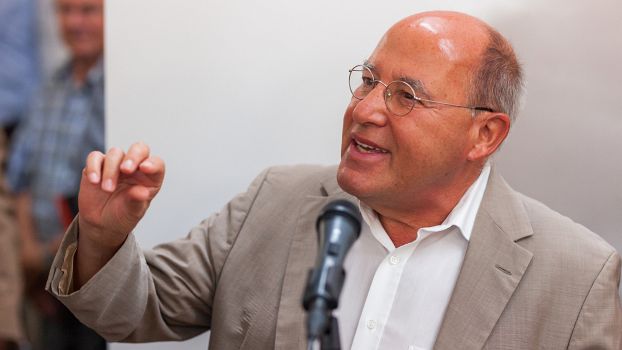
[[7, 0, 106, 348], [47, 11, 621, 349]]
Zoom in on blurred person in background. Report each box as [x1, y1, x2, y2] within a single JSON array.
[[6, 0, 106, 348], [0, 0, 40, 348], [37, 0, 70, 80]]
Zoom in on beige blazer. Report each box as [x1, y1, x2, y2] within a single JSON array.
[[47, 165, 622, 349]]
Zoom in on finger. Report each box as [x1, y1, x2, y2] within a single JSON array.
[[84, 151, 105, 184], [101, 147, 125, 192], [120, 141, 150, 174], [126, 185, 153, 202], [138, 155, 165, 176], [135, 156, 165, 196]]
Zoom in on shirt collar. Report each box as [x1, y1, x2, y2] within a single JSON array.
[[358, 162, 491, 245], [84, 58, 104, 85], [53, 57, 104, 87], [440, 162, 491, 241]]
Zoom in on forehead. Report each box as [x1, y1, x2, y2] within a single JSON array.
[[56, 0, 103, 7], [366, 15, 487, 95]]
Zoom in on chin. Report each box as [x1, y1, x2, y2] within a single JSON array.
[[337, 163, 370, 200], [69, 44, 102, 60]]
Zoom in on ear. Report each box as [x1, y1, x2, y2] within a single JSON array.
[[467, 112, 511, 161]]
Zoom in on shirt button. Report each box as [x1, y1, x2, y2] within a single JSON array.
[[389, 255, 401, 265], [366, 319, 377, 330]]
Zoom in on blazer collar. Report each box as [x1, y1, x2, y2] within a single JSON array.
[[274, 169, 355, 350], [434, 168, 534, 349]]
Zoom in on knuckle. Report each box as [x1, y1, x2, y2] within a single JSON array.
[[152, 156, 164, 169], [132, 141, 150, 155], [88, 150, 104, 159], [107, 147, 123, 156]]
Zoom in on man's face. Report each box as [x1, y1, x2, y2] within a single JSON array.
[[56, 0, 104, 61], [337, 14, 488, 211]]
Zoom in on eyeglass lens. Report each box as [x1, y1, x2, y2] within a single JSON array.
[[348, 65, 417, 116]]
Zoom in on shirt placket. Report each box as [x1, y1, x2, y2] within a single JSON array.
[[349, 241, 419, 350]]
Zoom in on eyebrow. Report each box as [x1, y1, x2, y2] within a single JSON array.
[[362, 60, 431, 99], [398, 76, 431, 99], [362, 60, 375, 70]]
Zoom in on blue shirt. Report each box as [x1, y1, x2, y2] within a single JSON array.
[[0, 0, 40, 126], [7, 60, 105, 242]]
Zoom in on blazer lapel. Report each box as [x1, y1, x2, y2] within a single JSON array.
[[274, 173, 354, 350], [434, 170, 534, 350]]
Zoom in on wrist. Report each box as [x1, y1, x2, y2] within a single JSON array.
[[77, 214, 128, 252], [74, 216, 127, 288]]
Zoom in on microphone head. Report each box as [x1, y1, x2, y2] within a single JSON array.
[[316, 200, 362, 239]]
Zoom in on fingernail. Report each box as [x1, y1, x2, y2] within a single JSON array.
[[88, 172, 100, 183], [103, 179, 114, 192], [121, 159, 134, 171], [141, 160, 153, 168]]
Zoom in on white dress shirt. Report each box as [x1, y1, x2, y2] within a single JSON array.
[[335, 163, 491, 350]]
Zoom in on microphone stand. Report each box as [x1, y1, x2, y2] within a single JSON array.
[[307, 315, 341, 350], [321, 315, 341, 350], [303, 256, 347, 350]]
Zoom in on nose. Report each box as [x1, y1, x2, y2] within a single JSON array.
[[351, 84, 390, 127], [63, 7, 86, 29]]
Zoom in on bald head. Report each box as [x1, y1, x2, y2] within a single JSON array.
[[382, 11, 523, 121], [388, 11, 490, 62]]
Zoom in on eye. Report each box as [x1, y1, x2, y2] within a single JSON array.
[[397, 89, 415, 101], [81, 5, 99, 15], [395, 87, 419, 106], [362, 76, 374, 87], [56, 4, 72, 15], [387, 83, 423, 110]]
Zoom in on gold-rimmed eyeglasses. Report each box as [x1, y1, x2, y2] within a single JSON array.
[[348, 64, 495, 117]]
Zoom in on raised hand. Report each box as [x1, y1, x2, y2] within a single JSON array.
[[74, 142, 165, 288]]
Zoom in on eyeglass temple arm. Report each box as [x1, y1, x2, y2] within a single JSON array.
[[417, 97, 494, 112]]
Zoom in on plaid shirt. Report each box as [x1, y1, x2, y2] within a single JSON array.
[[7, 60, 105, 242], [0, 0, 40, 126]]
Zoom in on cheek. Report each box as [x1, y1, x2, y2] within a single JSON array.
[[392, 121, 443, 165], [88, 20, 105, 36], [59, 21, 71, 36], [340, 102, 357, 155]]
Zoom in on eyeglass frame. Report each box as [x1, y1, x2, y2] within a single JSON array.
[[348, 64, 495, 117]]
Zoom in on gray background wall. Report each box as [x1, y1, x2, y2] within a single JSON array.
[[107, 0, 621, 348]]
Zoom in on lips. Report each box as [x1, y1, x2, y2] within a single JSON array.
[[352, 137, 389, 154]]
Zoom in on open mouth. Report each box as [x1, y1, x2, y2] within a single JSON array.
[[353, 138, 389, 154]]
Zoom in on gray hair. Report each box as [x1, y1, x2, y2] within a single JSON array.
[[468, 28, 524, 122]]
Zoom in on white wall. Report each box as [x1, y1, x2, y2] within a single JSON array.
[[107, 0, 622, 348]]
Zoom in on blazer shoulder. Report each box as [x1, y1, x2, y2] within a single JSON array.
[[261, 164, 340, 196], [516, 192, 617, 264]]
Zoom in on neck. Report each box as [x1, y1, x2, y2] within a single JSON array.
[[373, 165, 483, 247], [71, 56, 100, 85]]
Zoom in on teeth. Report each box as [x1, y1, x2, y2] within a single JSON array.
[[355, 139, 388, 153]]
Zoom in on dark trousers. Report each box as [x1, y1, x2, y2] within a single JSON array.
[[23, 271, 107, 350]]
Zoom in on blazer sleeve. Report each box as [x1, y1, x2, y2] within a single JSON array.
[[46, 168, 271, 342], [568, 250, 622, 349]]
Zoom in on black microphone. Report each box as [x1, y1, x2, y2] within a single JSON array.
[[302, 199, 362, 346]]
